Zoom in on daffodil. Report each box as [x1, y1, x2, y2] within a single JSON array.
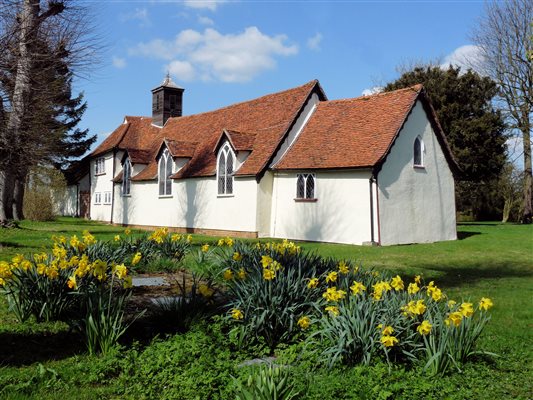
[[325, 306, 339, 317], [223, 269, 234, 281], [237, 268, 246, 280], [199, 284, 214, 298], [114, 235, 121, 242], [307, 277, 319, 289], [124, 228, 132, 235], [233, 252, 243, 262], [171, 233, 181, 242], [447, 300, 457, 308], [338, 261, 349, 274], [261, 255, 273, 268], [297, 316, 311, 329], [381, 335, 399, 347], [417, 320, 432, 335], [322, 287, 346, 302], [414, 275, 422, 284], [391, 275, 404, 291], [407, 282, 420, 294], [382, 325, 394, 335], [131, 252, 142, 266], [479, 297, 493, 311], [67, 275, 77, 290], [446, 311, 463, 327], [459, 302, 474, 318], [231, 308, 243, 320], [350, 281, 366, 295], [113, 264, 128, 279], [201, 244, 210, 252], [325, 271, 338, 283], [263, 268, 276, 280]]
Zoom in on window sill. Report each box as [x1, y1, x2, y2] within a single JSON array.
[[413, 165, 425, 170], [122, 194, 131, 198], [159, 195, 173, 199], [294, 198, 318, 203], [217, 194, 235, 198], [103, 203, 112, 205], [94, 173, 106, 176]]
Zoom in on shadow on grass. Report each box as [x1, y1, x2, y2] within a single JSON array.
[[456, 231, 482, 240], [0, 331, 85, 367], [0, 242, 23, 248], [415, 261, 533, 289]]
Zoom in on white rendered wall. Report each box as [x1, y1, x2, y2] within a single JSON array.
[[57, 185, 78, 216], [377, 101, 457, 245], [90, 152, 114, 222], [113, 176, 259, 233], [270, 170, 373, 245], [257, 171, 274, 237]]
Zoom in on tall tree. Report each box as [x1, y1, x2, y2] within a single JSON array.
[[0, 0, 97, 222], [472, 0, 533, 223]]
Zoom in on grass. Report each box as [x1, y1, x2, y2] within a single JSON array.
[[0, 218, 532, 399]]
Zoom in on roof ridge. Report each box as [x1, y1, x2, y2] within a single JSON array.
[[165, 80, 318, 123], [324, 84, 423, 105]]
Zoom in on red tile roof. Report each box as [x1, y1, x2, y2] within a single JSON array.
[[93, 80, 321, 180], [91, 81, 457, 182], [274, 85, 456, 172]]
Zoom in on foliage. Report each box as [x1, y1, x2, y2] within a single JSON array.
[[81, 278, 141, 356], [151, 271, 217, 332], [220, 240, 332, 351], [234, 364, 300, 400], [23, 166, 68, 221]]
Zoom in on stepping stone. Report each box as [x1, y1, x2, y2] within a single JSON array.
[[132, 276, 168, 287]]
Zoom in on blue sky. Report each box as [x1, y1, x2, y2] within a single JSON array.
[[76, 0, 486, 149]]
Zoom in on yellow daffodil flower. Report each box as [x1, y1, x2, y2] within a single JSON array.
[[479, 297, 493, 311], [338, 261, 349, 274], [263, 268, 276, 280], [233, 252, 243, 262], [325, 305, 339, 317], [231, 308, 243, 320], [297, 316, 311, 330], [350, 281, 366, 296], [381, 335, 399, 347], [201, 244, 210, 252], [391, 275, 404, 291], [307, 277, 319, 289], [223, 269, 234, 281], [417, 320, 432, 335], [407, 282, 420, 294], [459, 302, 474, 318], [325, 271, 338, 283]]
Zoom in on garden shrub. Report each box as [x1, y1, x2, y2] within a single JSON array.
[[234, 363, 300, 400]]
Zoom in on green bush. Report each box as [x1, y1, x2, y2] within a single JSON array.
[[234, 364, 300, 400]]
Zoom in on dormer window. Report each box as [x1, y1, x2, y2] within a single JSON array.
[[217, 143, 234, 195], [414, 136, 424, 167], [159, 148, 172, 196], [122, 158, 131, 196]]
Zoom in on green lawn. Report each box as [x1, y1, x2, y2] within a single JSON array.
[[0, 218, 532, 399]]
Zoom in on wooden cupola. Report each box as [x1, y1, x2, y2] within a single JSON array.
[[151, 73, 184, 127]]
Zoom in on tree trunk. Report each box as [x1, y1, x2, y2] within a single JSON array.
[[2, 0, 40, 223], [12, 176, 26, 221], [0, 168, 15, 222], [521, 115, 532, 224]]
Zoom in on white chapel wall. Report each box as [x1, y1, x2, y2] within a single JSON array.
[[90, 151, 115, 222], [270, 170, 373, 245], [377, 100, 456, 245], [113, 176, 259, 233]]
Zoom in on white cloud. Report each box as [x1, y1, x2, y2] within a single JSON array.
[[198, 15, 214, 25], [112, 56, 127, 69], [129, 27, 298, 83], [183, 0, 227, 11], [307, 33, 322, 51], [167, 60, 196, 81], [441, 45, 485, 73], [361, 86, 383, 96], [120, 7, 151, 27]]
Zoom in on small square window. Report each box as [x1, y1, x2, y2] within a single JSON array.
[[104, 192, 112, 204], [94, 192, 102, 204]]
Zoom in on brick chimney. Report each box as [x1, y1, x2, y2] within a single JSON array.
[[151, 73, 184, 127]]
